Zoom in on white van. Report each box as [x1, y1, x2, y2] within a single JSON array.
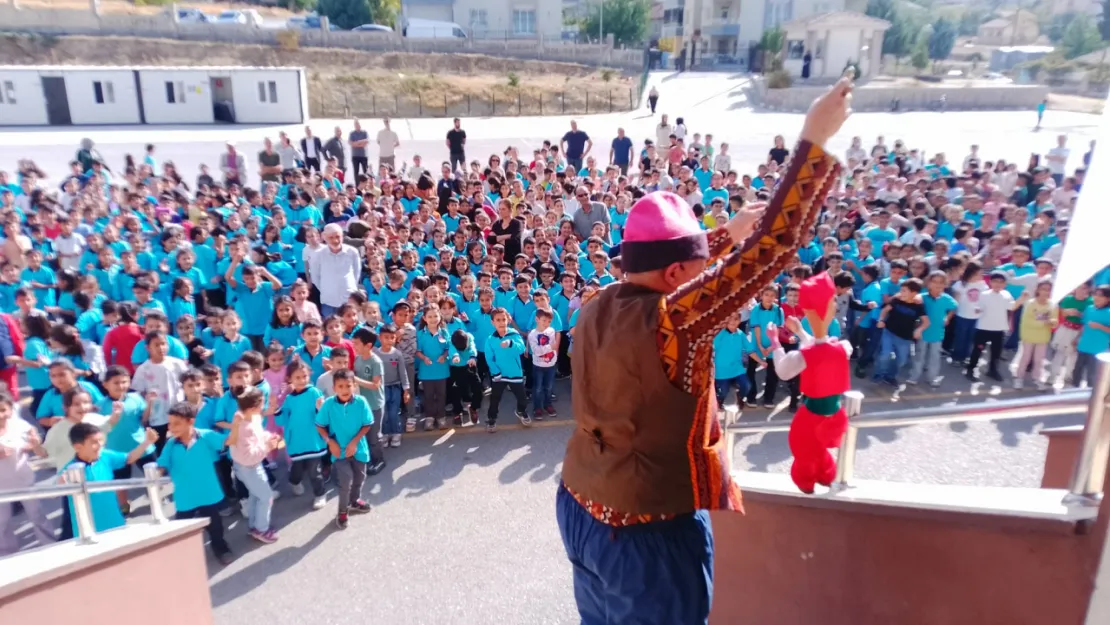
[[403, 18, 467, 39]]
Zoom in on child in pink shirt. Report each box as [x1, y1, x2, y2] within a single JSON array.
[[228, 387, 280, 544]]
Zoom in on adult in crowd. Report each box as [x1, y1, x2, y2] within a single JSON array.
[[276, 133, 302, 171], [349, 119, 370, 178], [570, 185, 610, 241], [610, 127, 634, 175], [377, 117, 401, 170], [447, 118, 467, 172], [219, 141, 246, 186], [258, 138, 282, 184], [301, 126, 324, 172], [488, 199, 523, 260], [308, 223, 362, 318], [323, 126, 346, 174], [561, 120, 592, 173]]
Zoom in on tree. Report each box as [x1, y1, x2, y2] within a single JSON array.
[[368, 0, 399, 27], [758, 26, 786, 71], [866, 0, 925, 58], [317, 0, 371, 29], [927, 17, 956, 60], [1048, 12, 1081, 43], [1061, 14, 1102, 58], [957, 8, 985, 36], [579, 0, 649, 46], [911, 38, 929, 70]]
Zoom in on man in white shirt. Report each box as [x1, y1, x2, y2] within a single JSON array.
[[309, 223, 362, 318], [377, 117, 401, 170], [1045, 134, 1070, 186]]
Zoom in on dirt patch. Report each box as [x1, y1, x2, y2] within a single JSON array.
[[0, 34, 638, 116], [1047, 93, 1105, 115]]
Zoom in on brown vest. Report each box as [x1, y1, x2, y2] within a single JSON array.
[[562, 282, 702, 516]]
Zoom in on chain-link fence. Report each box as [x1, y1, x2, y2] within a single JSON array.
[[310, 86, 641, 118]]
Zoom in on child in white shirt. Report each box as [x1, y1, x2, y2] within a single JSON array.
[[527, 309, 559, 420]]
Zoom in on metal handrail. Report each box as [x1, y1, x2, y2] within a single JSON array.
[[0, 463, 170, 547], [727, 353, 1110, 506]]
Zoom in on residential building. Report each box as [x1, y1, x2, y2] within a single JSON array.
[[977, 10, 1040, 46], [680, 0, 847, 67], [402, 0, 561, 39], [781, 11, 889, 80]]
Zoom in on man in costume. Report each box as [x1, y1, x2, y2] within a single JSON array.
[[557, 76, 852, 624], [769, 272, 853, 494]]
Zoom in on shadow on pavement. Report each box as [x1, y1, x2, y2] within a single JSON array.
[[208, 523, 332, 606]]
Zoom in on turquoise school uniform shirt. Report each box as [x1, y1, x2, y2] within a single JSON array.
[[921, 292, 957, 343], [712, 329, 750, 380], [100, 393, 154, 456], [510, 295, 537, 333], [232, 282, 276, 336], [37, 381, 104, 420], [493, 286, 516, 311], [21, 266, 57, 307], [859, 281, 883, 328], [23, 337, 52, 390], [213, 334, 253, 376], [294, 344, 333, 382], [1078, 306, 1110, 355], [157, 429, 227, 512], [800, 317, 842, 338], [277, 387, 326, 458], [998, 262, 1036, 300], [63, 451, 128, 535], [749, 304, 784, 350], [315, 395, 373, 463], [264, 322, 304, 350], [415, 327, 451, 380], [130, 335, 188, 367], [864, 226, 898, 247]]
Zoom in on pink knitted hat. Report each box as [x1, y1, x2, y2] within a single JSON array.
[[620, 191, 709, 273]]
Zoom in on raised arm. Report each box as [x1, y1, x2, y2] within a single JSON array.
[[657, 78, 851, 386]]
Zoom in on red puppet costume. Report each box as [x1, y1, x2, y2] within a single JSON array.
[[770, 272, 852, 494]]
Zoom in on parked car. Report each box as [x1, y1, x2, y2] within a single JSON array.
[[167, 7, 210, 23], [287, 14, 340, 30], [402, 18, 467, 39], [352, 23, 394, 34], [216, 10, 263, 27]]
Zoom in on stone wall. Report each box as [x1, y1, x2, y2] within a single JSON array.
[[0, 3, 645, 69]]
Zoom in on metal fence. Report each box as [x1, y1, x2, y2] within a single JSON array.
[[311, 86, 641, 118]]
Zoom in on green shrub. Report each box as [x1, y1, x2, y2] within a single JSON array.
[[766, 69, 792, 88], [507, 71, 520, 87]]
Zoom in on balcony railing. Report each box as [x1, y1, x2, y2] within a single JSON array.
[[726, 353, 1110, 504]]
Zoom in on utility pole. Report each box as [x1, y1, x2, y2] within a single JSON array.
[[599, 0, 604, 42]]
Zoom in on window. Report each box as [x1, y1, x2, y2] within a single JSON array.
[[469, 9, 488, 28], [258, 80, 279, 103], [512, 9, 536, 34], [165, 80, 185, 104], [719, 4, 730, 19], [787, 39, 805, 59], [93, 80, 114, 104], [0, 81, 14, 104]]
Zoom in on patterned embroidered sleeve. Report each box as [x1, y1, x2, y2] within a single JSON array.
[[657, 140, 840, 390], [705, 227, 734, 263]]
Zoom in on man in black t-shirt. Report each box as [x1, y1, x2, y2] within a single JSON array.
[[446, 118, 466, 172], [561, 120, 592, 173]]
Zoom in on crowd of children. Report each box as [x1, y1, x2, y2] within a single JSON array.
[[0, 124, 1108, 562]]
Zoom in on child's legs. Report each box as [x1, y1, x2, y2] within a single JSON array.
[[215, 456, 236, 501], [1050, 327, 1079, 380], [532, 365, 547, 411], [1005, 305, 1023, 350], [334, 458, 354, 513], [290, 457, 326, 496], [745, 358, 759, 402], [1029, 343, 1048, 381], [403, 362, 417, 417], [232, 462, 273, 531], [557, 330, 572, 376], [465, 365, 483, 410], [874, 329, 895, 379], [987, 330, 1004, 373], [714, 379, 729, 404], [1015, 342, 1036, 380], [763, 358, 779, 404], [368, 408, 385, 464], [1073, 353, 1093, 387], [924, 341, 943, 382], [521, 354, 533, 390], [176, 505, 230, 555], [510, 381, 528, 413], [382, 386, 403, 435], [967, 329, 988, 371], [952, 317, 976, 361], [488, 380, 507, 422], [447, 368, 465, 415], [890, 336, 911, 381], [423, 379, 447, 419], [908, 339, 928, 382], [476, 352, 491, 386]]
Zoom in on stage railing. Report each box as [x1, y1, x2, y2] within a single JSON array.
[[726, 353, 1110, 504]]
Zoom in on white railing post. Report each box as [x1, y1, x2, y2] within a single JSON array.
[[63, 464, 98, 545], [144, 463, 167, 524], [1064, 353, 1110, 506], [832, 390, 865, 490]]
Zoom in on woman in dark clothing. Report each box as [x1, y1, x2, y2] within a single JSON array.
[[769, 135, 790, 165], [487, 199, 523, 261]]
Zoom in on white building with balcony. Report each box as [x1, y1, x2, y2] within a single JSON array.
[[681, 0, 846, 67], [402, 0, 561, 39], [781, 11, 889, 79]]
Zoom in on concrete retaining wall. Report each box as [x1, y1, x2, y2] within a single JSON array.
[[757, 82, 1050, 112], [0, 4, 644, 69]]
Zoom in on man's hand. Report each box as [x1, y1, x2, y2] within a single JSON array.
[[799, 75, 853, 148], [403, 390, 411, 403], [723, 202, 767, 243]]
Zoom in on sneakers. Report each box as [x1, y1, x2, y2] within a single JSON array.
[[468, 406, 480, 425], [533, 407, 546, 421], [367, 459, 387, 476], [545, 406, 557, 418], [120, 502, 131, 517], [1013, 378, 1025, 389], [348, 500, 372, 514], [290, 482, 305, 497], [986, 370, 1004, 382], [389, 434, 402, 448], [312, 495, 327, 510], [335, 513, 349, 530], [248, 528, 278, 544], [516, 411, 532, 427], [452, 414, 464, 427], [436, 417, 448, 430], [1035, 381, 1049, 391], [423, 417, 436, 431], [215, 551, 235, 565], [487, 422, 497, 433], [405, 417, 417, 433]]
